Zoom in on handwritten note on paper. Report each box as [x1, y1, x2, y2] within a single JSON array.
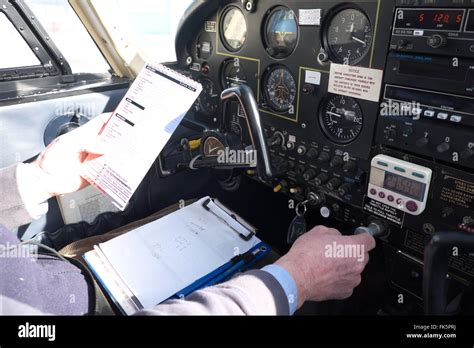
[[97, 197, 260, 309]]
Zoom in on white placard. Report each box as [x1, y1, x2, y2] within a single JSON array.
[[328, 63, 383, 102], [305, 70, 321, 85], [299, 9, 322, 26]]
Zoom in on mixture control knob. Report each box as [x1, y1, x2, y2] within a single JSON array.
[[306, 148, 319, 160], [303, 169, 317, 181], [343, 161, 357, 174], [326, 178, 342, 191], [318, 152, 330, 163], [416, 137, 429, 148], [330, 156, 344, 168], [297, 145, 307, 156], [337, 183, 352, 197], [427, 34, 447, 49], [437, 142, 451, 154], [314, 173, 329, 186]]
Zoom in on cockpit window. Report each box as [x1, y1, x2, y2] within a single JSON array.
[[91, 0, 193, 63], [23, 0, 110, 74], [0, 12, 41, 69]]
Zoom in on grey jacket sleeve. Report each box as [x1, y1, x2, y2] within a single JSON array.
[[0, 165, 32, 230], [139, 270, 290, 316]]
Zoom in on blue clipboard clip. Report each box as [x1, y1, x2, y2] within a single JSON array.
[[202, 198, 257, 242]]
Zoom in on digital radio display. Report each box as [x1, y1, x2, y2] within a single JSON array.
[[384, 172, 426, 201], [395, 9, 465, 31]]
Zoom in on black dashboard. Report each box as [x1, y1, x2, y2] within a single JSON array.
[[173, 0, 474, 314]]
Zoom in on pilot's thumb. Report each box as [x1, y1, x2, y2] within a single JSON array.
[[348, 232, 376, 252]]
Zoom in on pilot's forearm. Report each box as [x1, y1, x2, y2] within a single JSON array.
[[0, 164, 49, 230], [140, 269, 292, 316]]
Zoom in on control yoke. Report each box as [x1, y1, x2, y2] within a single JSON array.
[[221, 85, 273, 180], [424, 231, 474, 315]]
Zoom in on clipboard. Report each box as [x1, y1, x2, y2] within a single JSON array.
[[83, 197, 265, 315], [202, 198, 257, 241]]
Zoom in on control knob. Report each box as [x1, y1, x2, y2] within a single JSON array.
[[330, 156, 344, 168], [427, 34, 447, 49], [326, 178, 342, 191]]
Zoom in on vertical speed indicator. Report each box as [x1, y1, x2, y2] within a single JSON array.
[[319, 94, 364, 144]]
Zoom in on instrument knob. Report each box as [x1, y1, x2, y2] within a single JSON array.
[[330, 156, 344, 168], [343, 161, 357, 174], [437, 142, 451, 154], [427, 34, 447, 49], [314, 173, 329, 186], [297, 145, 307, 156], [416, 137, 429, 148], [337, 183, 352, 197], [461, 148, 474, 160], [318, 152, 330, 163], [303, 169, 317, 181], [326, 178, 342, 191], [306, 148, 319, 160]]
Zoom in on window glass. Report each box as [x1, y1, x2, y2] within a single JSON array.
[[24, 0, 110, 74], [0, 12, 41, 69], [92, 0, 193, 63]]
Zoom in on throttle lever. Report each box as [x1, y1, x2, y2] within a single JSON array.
[[221, 85, 273, 180], [354, 220, 390, 238]]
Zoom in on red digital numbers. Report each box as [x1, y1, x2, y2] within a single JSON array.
[[433, 13, 451, 24]]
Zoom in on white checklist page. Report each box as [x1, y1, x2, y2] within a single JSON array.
[[81, 63, 202, 210]]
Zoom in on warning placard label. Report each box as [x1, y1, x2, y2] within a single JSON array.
[[363, 196, 405, 227], [328, 64, 383, 102]]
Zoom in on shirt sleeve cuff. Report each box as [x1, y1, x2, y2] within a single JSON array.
[[261, 264, 298, 315], [16, 163, 51, 220]]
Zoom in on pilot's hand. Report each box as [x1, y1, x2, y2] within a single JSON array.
[[32, 113, 111, 198], [275, 226, 376, 309]]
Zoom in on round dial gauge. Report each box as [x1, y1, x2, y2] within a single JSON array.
[[221, 6, 247, 52], [324, 7, 373, 65], [263, 6, 299, 59], [319, 94, 364, 144], [197, 79, 219, 116], [263, 66, 297, 113], [220, 58, 248, 89]]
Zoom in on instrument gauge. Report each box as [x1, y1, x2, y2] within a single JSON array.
[[263, 6, 299, 59], [220, 6, 247, 52], [220, 58, 248, 89], [319, 94, 364, 144], [263, 65, 297, 113], [323, 6, 373, 65]]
